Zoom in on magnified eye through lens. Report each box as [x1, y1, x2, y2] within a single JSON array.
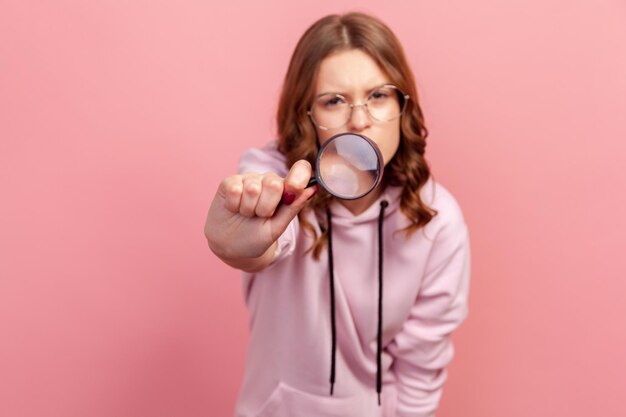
[[316, 133, 383, 200]]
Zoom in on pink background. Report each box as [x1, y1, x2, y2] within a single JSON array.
[[2, 1, 625, 416]]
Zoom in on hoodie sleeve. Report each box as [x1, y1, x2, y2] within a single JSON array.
[[386, 211, 471, 417], [238, 141, 289, 177]]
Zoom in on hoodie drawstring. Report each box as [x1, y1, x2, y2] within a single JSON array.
[[326, 208, 337, 396], [376, 200, 388, 405], [326, 200, 388, 406]]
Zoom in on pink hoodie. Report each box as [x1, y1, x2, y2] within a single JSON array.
[[234, 142, 470, 417]]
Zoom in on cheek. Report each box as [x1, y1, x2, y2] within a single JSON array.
[[379, 124, 401, 165], [316, 129, 334, 146]]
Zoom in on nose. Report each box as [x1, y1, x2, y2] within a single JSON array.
[[347, 104, 372, 131]]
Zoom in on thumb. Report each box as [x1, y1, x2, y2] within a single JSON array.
[[269, 185, 318, 240]]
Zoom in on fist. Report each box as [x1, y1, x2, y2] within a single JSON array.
[[204, 160, 316, 265]]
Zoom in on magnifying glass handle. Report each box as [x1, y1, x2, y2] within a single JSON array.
[[306, 177, 317, 188]]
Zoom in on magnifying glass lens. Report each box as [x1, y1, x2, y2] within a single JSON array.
[[316, 133, 383, 200]]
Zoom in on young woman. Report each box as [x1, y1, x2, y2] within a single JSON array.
[[205, 12, 470, 417]]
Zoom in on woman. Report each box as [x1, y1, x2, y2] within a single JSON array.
[[205, 12, 470, 417]]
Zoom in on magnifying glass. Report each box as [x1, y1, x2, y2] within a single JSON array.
[[306, 132, 384, 200]]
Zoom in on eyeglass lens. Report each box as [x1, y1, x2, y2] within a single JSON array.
[[311, 85, 405, 131]]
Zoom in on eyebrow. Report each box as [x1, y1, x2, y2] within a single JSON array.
[[315, 83, 393, 99]]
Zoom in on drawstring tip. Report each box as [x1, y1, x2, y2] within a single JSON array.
[[377, 392, 381, 406], [330, 383, 334, 396]]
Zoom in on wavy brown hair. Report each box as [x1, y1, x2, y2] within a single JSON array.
[[276, 12, 437, 258]]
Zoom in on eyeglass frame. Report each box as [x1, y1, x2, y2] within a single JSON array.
[[307, 84, 410, 131]]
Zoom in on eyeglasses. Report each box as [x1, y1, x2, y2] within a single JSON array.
[[308, 84, 410, 131]]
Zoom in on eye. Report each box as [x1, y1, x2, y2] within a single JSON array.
[[369, 89, 391, 101], [321, 95, 346, 107]]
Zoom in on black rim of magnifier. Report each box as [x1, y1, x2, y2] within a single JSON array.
[[313, 132, 384, 200]]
